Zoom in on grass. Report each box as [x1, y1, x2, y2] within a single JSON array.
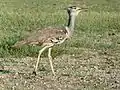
[[0, 0, 120, 57], [0, 0, 120, 90]]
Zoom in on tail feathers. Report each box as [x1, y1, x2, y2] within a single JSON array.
[[12, 40, 27, 48]]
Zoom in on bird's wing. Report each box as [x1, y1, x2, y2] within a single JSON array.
[[13, 27, 67, 47]]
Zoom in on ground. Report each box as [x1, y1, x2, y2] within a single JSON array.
[[0, 48, 120, 90]]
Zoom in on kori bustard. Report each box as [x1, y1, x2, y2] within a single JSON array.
[[13, 6, 87, 76]]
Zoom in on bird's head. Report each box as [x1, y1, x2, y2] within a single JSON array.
[[67, 6, 87, 16]]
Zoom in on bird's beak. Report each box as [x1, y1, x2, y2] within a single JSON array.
[[80, 7, 88, 12]]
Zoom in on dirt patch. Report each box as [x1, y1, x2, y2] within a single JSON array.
[[0, 49, 120, 90]]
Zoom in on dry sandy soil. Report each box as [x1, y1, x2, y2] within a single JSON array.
[[0, 48, 120, 90]]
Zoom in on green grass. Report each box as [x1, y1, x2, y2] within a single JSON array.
[[0, 0, 120, 57]]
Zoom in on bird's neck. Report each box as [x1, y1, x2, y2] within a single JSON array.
[[67, 14, 76, 35]]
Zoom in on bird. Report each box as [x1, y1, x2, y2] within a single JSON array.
[[13, 6, 87, 76]]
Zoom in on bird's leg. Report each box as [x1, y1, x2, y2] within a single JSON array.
[[48, 47, 55, 76], [33, 46, 49, 75]]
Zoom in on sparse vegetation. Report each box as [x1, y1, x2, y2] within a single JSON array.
[[0, 0, 120, 90]]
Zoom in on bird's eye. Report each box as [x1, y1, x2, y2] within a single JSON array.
[[78, 8, 81, 10], [73, 7, 76, 9], [69, 6, 76, 9], [72, 6, 76, 9]]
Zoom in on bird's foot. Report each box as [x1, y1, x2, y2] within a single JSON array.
[[32, 71, 37, 76]]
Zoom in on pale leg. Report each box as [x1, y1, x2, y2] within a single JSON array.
[[48, 48, 55, 76], [34, 46, 49, 73]]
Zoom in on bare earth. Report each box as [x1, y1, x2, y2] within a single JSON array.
[[0, 48, 120, 90]]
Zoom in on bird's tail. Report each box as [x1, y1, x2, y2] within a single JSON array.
[[12, 40, 27, 48]]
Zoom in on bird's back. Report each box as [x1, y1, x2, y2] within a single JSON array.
[[13, 27, 68, 47]]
